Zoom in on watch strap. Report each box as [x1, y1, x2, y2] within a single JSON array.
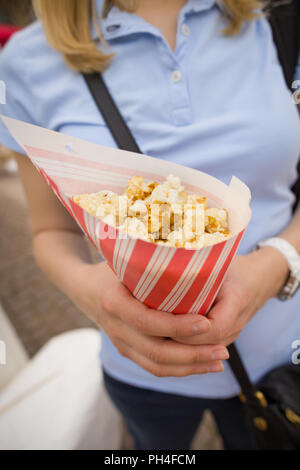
[[258, 237, 300, 300], [257, 237, 300, 282]]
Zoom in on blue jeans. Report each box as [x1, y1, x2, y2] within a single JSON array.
[[103, 369, 254, 450]]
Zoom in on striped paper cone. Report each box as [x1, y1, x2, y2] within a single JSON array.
[[1, 116, 252, 315]]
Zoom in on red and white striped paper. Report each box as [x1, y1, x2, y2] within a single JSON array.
[[1, 116, 251, 315]]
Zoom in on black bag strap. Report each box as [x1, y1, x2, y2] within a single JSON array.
[[267, 0, 300, 210], [267, 0, 300, 91], [82, 71, 261, 403], [83, 73, 142, 154], [227, 343, 259, 403]]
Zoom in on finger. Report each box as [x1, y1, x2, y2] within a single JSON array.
[[115, 338, 225, 377], [174, 331, 240, 346], [180, 289, 242, 345], [111, 286, 211, 337], [110, 318, 229, 366], [221, 334, 241, 347]]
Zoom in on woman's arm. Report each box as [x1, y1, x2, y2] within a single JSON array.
[[14, 152, 93, 297], [14, 151, 229, 376], [279, 204, 300, 252]]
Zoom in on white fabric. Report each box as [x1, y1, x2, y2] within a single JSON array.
[[0, 329, 122, 450], [0, 304, 28, 391]]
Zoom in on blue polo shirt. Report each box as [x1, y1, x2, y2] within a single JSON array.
[[1, 0, 300, 398]]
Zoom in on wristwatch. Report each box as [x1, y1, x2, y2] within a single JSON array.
[[257, 237, 300, 301]]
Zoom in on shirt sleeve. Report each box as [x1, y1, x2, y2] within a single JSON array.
[[0, 33, 35, 154]]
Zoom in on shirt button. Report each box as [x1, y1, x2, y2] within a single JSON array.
[[106, 24, 121, 32], [171, 70, 182, 83], [181, 24, 190, 36]]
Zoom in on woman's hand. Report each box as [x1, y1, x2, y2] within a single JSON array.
[[69, 262, 229, 377], [173, 246, 289, 347]]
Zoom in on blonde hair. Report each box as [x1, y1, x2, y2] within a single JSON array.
[[32, 0, 265, 73]]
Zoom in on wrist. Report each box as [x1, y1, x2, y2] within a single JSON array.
[[255, 245, 289, 299], [64, 261, 96, 304], [66, 261, 110, 328]]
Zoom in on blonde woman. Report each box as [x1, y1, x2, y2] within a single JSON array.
[[1, 0, 300, 450]]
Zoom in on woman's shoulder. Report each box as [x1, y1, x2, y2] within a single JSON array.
[[0, 21, 63, 78], [6, 20, 46, 50]]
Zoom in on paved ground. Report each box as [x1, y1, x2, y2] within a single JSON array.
[[0, 169, 92, 357], [0, 166, 222, 450]]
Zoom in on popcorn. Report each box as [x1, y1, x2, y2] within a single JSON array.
[[150, 184, 168, 204], [187, 194, 207, 207], [128, 200, 148, 220], [73, 174, 231, 249], [205, 207, 229, 234], [102, 213, 116, 226], [183, 209, 195, 242], [115, 195, 129, 225], [95, 204, 112, 219], [166, 174, 181, 189], [73, 190, 115, 216], [119, 217, 149, 241], [148, 203, 161, 235], [182, 205, 205, 241], [126, 176, 144, 201], [149, 175, 187, 205], [126, 176, 158, 202], [167, 229, 185, 248], [200, 232, 229, 246]]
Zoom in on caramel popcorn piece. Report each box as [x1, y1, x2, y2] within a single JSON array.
[[126, 176, 145, 201], [205, 207, 229, 234], [128, 200, 148, 220], [119, 217, 149, 241], [73, 191, 116, 216], [187, 194, 207, 207]]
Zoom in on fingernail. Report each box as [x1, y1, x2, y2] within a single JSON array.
[[192, 320, 210, 333], [208, 362, 224, 373], [211, 349, 229, 361]]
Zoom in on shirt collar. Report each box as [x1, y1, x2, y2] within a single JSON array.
[[92, 0, 222, 41]]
